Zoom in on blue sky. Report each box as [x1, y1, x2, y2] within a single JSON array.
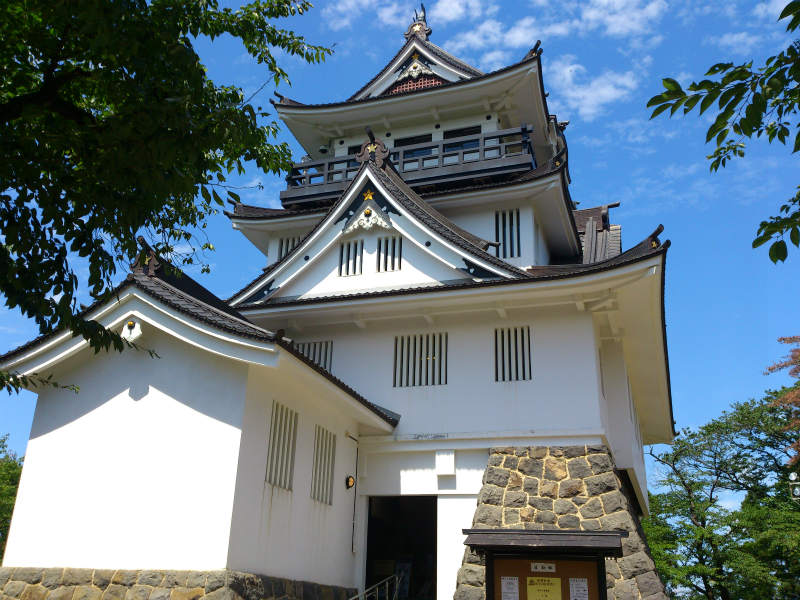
[[1, 0, 798, 470]]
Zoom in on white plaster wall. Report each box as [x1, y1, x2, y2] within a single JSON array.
[[3, 330, 247, 569], [226, 363, 361, 587], [305, 308, 603, 438], [276, 228, 468, 300], [437, 496, 479, 600]]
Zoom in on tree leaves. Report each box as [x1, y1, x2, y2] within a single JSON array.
[[647, 2, 800, 262], [0, 0, 331, 393]]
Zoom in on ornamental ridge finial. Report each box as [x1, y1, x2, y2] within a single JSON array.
[[405, 4, 431, 41], [355, 127, 391, 168]]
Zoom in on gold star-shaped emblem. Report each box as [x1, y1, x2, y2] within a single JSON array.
[[413, 24, 422, 31], [363, 189, 374, 201], [366, 143, 377, 153], [412, 52, 420, 60]]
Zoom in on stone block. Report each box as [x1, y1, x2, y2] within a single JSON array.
[[203, 589, 239, 600], [557, 515, 580, 529], [150, 590, 170, 600], [567, 458, 592, 479], [50, 586, 77, 600], [564, 446, 586, 458], [474, 504, 502, 527], [514, 448, 529, 457], [4, 581, 27, 598], [529, 447, 547, 459], [587, 454, 613, 474], [453, 585, 483, 600], [579, 498, 604, 519], [205, 572, 226, 593], [622, 531, 645, 555], [543, 458, 567, 481], [161, 574, 188, 589], [184, 575, 205, 590], [558, 479, 584, 497], [618, 552, 655, 579], [503, 509, 520, 525], [600, 511, 636, 533], [534, 510, 556, 524], [488, 454, 504, 467], [540, 481, 558, 498], [605, 559, 622, 580], [137, 573, 163, 588], [601, 491, 626, 514], [484, 467, 510, 487], [458, 565, 484, 587], [528, 497, 553, 511], [124, 586, 151, 600], [14, 571, 43, 585], [20, 585, 48, 600], [586, 444, 607, 455], [517, 458, 543, 478], [74, 586, 103, 600], [503, 456, 519, 470], [0, 569, 14, 589], [635, 572, 663, 597], [478, 484, 504, 505], [63, 571, 94, 588], [464, 547, 484, 566], [581, 519, 601, 531], [519, 507, 535, 522], [605, 574, 616, 589], [504, 491, 527, 508], [169, 588, 203, 600], [572, 496, 589, 506], [585, 472, 617, 496], [101, 587, 127, 600], [111, 573, 138, 588], [553, 499, 577, 515], [93, 571, 115, 590], [522, 477, 539, 496], [548, 447, 565, 457], [612, 579, 638, 600], [490, 447, 514, 455], [507, 471, 522, 490]]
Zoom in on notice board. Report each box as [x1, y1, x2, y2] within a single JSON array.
[[492, 558, 601, 600]]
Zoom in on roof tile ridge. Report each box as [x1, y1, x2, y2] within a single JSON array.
[[420, 39, 483, 76]]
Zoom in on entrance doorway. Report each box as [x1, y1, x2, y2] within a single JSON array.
[[366, 496, 437, 600]]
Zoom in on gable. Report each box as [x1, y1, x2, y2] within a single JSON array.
[[230, 164, 524, 307], [351, 39, 478, 101]]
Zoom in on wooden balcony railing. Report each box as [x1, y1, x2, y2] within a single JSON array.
[[280, 125, 536, 206]]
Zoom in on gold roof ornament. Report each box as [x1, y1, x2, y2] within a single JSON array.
[[404, 3, 431, 41]]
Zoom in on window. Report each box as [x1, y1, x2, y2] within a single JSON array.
[[494, 326, 532, 382], [377, 236, 403, 272], [295, 340, 334, 371], [443, 125, 481, 153], [347, 144, 362, 155], [494, 209, 521, 258], [278, 236, 301, 260], [339, 240, 364, 276], [394, 133, 433, 147], [393, 333, 448, 387], [310, 425, 336, 505], [266, 401, 298, 490], [443, 125, 481, 139]]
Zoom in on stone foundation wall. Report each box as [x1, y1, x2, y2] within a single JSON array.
[[454, 445, 669, 600], [0, 568, 355, 600]]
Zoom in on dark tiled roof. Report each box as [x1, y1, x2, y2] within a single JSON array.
[[0, 242, 399, 428], [347, 37, 482, 102], [573, 203, 619, 233], [228, 159, 530, 304], [237, 227, 669, 309], [572, 203, 622, 264], [225, 204, 324, 220]]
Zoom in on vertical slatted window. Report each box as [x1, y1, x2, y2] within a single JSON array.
[[494, 326, 532, 382], [278, 236, 302, 259], [393, 333, 448, 387], [310, 425, 336, 505], [266, 401, 298, 490], [494, 209, 521, 258], [338, 240, 364, 276], [377, 237, 403, 272], [295, 340, 334, 371]]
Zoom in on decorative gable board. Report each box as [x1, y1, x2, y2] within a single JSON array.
[[231, 166, 518, 306], [354, 40, 474, 101]]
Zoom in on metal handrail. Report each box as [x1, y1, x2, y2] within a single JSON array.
[[348, 574, 402, 600], [284, 125, 534, 190]]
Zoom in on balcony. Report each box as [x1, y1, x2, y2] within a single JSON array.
[[280, 126, 536, 207]]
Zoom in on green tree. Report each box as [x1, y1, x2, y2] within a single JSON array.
[[0, 1, 330, 392], [647, 1, 800, 263], [643, 391, 800, 599], [0, 434, 23, 562]]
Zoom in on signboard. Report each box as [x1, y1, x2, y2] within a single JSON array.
[[568, 578, 588, 600], [501, 576, 519, 600], [492, 558, 601, 600]]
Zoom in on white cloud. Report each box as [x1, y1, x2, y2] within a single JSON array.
[[708, 31, 763, 55], [428, 0, 492, 24], [578, 0, 667, 37], [323, 0, 416, 31], [547, 55, 638, 121], [753, 0, 786, 20], [322, 0, 372, 30]]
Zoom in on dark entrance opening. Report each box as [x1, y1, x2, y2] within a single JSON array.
[[366, 496, 437, 600]]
